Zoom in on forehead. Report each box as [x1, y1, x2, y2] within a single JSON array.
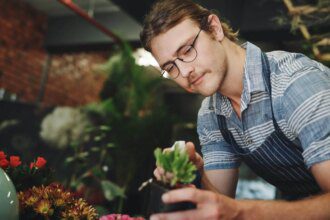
[[150, 19, 199, 65]]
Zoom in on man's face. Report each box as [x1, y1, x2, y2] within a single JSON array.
[[150, 18, 228, 96]]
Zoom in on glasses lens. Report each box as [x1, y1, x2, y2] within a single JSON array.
[[177, 45, 197, 62], [162, 64, 179, 79]]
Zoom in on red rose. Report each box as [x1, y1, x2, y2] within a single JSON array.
[[0, 159, 9, 169], [30, 157, 47, 169], [0, 151, 6, 160], [9, 156, 21, 168], [35, 157, 47, 168]]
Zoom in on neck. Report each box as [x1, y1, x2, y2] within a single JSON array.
[[217, 38, 246, 105]]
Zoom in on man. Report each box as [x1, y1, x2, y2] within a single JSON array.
[[140, 0, 330, 219]]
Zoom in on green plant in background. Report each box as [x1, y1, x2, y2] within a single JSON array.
[[64, 124, 125, 215], [86, 42, 176, 213], [40, 106, 125, 214], [154, 144, 196, 187]]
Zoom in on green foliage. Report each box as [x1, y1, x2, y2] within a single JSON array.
[[86, 42, 175, 191], [154, 144, 196, 187], [101, 180, 126, 201], [5, 164, 53, 192], [61, 123, 125, 214], [96, 43, 163, 119]]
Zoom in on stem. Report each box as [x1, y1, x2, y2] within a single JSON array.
[[117, 196, 124, 213]]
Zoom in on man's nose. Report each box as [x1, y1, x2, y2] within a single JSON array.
[[177, 62, 194, 78]]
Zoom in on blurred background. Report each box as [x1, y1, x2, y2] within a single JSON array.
[[0, 0, 329, 217]]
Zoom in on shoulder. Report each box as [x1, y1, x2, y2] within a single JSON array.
[[267, 50, 329, 98], [266, 50, 328, 78], [269, 52, 330, 132]]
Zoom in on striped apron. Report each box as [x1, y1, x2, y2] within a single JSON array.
[[215, 53, 321, 200]]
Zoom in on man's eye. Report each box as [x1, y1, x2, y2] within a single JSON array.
[[165, 64, 175, 72], [178, 46, 193, 57], [184, 46, 193, 54]]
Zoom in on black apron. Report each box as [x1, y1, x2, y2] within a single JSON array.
[[215, 52, 321, 200]]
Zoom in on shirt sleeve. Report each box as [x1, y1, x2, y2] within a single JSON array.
[[282, 62, 330, 169], [197, 108, 241, 170]]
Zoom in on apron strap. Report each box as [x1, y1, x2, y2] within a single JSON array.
[[216, 52, 292, 153]]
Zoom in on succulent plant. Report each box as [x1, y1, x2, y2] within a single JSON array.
[[154, 142, 196, 187]]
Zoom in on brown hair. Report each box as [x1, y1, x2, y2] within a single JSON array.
[[140, 0, 238, 52]]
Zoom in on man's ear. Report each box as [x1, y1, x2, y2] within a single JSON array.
[[207, 14, 225, 42]]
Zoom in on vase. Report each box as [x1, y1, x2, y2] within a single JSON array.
[[0, 168, 19, 220]]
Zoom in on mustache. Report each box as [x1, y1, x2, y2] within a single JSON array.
[[188, 73, 205, 85]]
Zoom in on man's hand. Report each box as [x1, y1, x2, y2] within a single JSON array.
[[153, 142, 204, 182], [150, 187, 241, 220]]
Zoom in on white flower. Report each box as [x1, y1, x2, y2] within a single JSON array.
[[40, 107, 91, 149]]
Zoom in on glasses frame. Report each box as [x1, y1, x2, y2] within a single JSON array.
[[161, 28, 202, 79]]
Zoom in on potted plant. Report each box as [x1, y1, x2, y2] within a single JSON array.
[[140, 141, 197, 216]]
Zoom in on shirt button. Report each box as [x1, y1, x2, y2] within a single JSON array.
[[209, 106, 214, 110], [246, 139, 253, 145]]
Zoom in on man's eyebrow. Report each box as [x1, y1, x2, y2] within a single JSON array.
[[159, 35, 194, 69]]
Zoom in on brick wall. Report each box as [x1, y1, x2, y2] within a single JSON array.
[[0, 0, 108, 107], [46, 52, 108, 106]]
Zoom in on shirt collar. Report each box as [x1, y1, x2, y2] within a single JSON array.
[[210, 42, 267, 116], [243, 42, 266, 94]]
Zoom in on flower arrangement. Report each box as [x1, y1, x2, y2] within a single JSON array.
[[0, 151, 52, 192], [19, 183, 98, 220], [1, 150, 99, 219], [0, 151, 21, 168], [1, 150, 147, 219]]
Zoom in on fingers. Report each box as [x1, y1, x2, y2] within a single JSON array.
[[162, 188, 218, 204], [154, 166, 174, 183], [153, 167, 162, 180], [163, 147, 172, 153]]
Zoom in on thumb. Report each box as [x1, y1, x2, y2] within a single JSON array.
[[186, 142, 204, 170], [185, 142, 196, 160]]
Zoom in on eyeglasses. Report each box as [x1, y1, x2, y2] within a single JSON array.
[[161, 28, 202, 79]]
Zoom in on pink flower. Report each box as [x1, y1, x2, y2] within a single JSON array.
[[100, 214, 145, 220]]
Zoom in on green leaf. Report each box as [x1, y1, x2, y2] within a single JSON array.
[[91, 147, 100, 152], [77, 152, 89, 159], [65, 157, 75, 164], [106, 143, 115, 148], [94, 205, 110, 217], [101, 180, 125, 201], [100, 125, 111, 131], [94, 136, 102, 142]]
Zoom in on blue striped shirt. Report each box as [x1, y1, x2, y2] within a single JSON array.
[[198, 42, 330, 178]]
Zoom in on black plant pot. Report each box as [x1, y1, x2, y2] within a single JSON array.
[[144, 180, 196, 217]]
